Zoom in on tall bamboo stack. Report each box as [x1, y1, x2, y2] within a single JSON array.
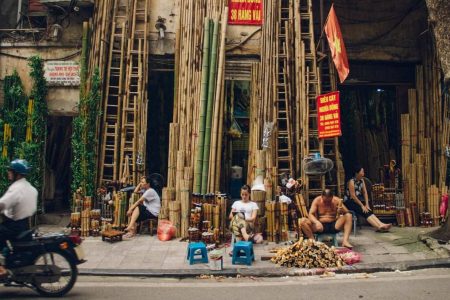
[[400, 34, 450, 225], [159, 1, 228, 238]]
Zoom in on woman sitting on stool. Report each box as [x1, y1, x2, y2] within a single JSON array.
[[344, 165, 391, 232], [124, 176, 160, 238]]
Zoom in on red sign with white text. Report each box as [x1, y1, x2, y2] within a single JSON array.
[[317, 91, 342, 138], [228, 0, 263, 25]]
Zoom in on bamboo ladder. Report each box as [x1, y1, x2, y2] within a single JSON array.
[[98, 0, 129, 184], [119, 0, 150, 185], [300, 0, 325, 202], [275, 1, 294, 178]]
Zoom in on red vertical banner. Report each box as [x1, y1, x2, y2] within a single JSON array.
[[317, 91, 342, 138], [228, 0, 263, 25]]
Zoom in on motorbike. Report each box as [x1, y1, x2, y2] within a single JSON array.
[[0, 229, 86, 297]]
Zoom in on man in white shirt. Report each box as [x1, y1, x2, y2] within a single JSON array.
[[123, 176, 160, 238], [0, 159, 38, 278]]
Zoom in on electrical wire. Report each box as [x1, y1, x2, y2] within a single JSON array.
[[0, 50, 81, 61]]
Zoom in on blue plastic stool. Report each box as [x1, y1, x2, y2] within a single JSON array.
[[187, 242, 209, 265], [232, 241, 255, 265], [315, 233, 339, 247]]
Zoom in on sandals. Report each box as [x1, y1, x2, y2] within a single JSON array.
[[123, 232, 136, 239]]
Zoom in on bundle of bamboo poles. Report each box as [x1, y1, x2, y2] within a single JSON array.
[[169, 201, 181, 238], [427, 185, 440, 225], [81, 209, 90, 237], [280, 203, 289, 242], [400, 39, 450, 225], [158, 2, 227, 240], [180, 179, 190, 237], [265, 202, 276, 242]]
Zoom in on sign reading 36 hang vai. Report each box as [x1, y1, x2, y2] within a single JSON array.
[[317, 91, 342, 138], [228, 0, 263, 25]]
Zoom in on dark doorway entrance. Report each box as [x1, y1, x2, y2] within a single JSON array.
[[146, 69, 174, 183], [45, 116, 72, 212]]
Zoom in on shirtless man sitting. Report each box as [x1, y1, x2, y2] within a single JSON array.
[[299, 189, 353, 248]]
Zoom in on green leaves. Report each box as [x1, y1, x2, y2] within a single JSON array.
[[70, 68, 101, 197]]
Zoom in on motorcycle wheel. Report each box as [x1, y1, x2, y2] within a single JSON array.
[[32, 250, 78, 297]]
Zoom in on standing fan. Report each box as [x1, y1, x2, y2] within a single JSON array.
[[302, 155, 334, 175], [148, 173, 164, 196]]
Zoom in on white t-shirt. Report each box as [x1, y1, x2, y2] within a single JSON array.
[[142, 188, 160, 217], [0, 178, 38, 221], [231, 200, 259, 220]]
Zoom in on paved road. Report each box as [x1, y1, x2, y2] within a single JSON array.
[[1, 268, 450, 299]]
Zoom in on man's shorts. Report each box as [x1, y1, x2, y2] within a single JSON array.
[[322, 221, 340, 234]]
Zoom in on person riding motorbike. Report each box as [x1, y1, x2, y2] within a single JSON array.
[[0, 159, 38, 278]]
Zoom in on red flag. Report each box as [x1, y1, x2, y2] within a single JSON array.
[[324, 5, 349, 83]]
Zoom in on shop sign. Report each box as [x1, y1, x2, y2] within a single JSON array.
[[317, 91, 342, 138], [228, 0, 263, 26], [44, 61, 80, 86]]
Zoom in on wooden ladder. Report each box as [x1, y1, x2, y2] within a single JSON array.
[[275, 1, 294, 178], [300, 0, 324, 203], [118, 0, 150, 185], [98, 0, 129, 184]]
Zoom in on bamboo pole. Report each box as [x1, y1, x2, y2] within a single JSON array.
[[193, 19, 211, 193], [212, 7, 228, 191], [201, 19, 219, 194]]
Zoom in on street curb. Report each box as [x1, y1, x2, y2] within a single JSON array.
[[78, 258, 450, 278]]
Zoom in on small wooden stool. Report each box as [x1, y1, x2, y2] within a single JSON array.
[[101, 230, 124, 243], [138, 219, 158, 236]]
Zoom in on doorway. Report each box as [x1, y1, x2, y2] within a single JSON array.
[[146, 69, 174, 184]]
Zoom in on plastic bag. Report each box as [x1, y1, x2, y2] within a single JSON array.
[[157, 220, 176, 241]]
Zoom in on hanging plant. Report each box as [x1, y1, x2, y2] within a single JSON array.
[[0, 71, 28, 195], [15, 56, 48, 211], [71, 68, 101, 197]]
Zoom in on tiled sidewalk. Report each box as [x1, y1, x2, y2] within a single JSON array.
[[39, 224, 446, 271]]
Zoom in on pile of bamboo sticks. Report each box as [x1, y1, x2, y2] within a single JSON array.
[[271, 237, 344, 268]]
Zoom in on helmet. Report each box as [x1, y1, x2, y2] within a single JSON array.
[[8, 159, 30, 175]]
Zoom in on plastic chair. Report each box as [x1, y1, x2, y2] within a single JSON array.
[[187, 242, 209, 265], [232, 241, 255, 265]]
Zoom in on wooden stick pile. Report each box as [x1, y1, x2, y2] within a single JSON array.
[[271, 238, 344, 268]]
